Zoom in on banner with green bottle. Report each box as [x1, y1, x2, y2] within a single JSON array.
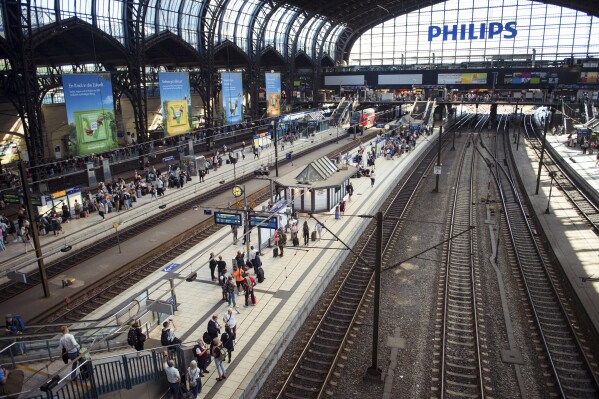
[[62, 73, 119, 156], [158, 72, 193, 136]]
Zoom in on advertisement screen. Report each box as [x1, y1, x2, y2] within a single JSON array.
[[159, 72, 192, 136], [437, 73, 488, 85], [579, 72, 599, 83], [265, 72, 281, 117], [503, 72, 548, 84], [62, 73, 118, 155], [221, 72, 243, 125]]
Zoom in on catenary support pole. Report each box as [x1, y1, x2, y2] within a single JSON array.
[[535, 108, 554, 195], [273, 120, 279, 177], [434, 125, 442, 192], [18, 155, 49, 297], [366, 211, 383, 380]]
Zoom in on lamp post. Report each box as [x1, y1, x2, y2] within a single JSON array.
[[544, 171, 557, 214], [272, 120, 279, 177], [434, 125, 442, 192], [17, 153, 49, 297]]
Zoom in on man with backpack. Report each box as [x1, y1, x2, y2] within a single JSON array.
[[161, 319, 182, 351], [278, 230, 287, 257], [242, 273, 256, 307], [5, 314, 25, 354], [127, 320, 146, 352]]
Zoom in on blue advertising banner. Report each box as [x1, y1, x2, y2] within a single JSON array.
[[221, 72, 243, 125], [159, 72, 192, 137], [265, 72, 281, 117], [62, 73, 119, 156]]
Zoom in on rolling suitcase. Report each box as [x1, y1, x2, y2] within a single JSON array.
[[311, 231, 317, 241], [257, 267, 265, 283], [273, 247, 279, 258], [293, 237, 299, 246]]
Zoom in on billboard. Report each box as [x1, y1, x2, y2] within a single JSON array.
[[62, 73, 118, 156], [324, 75, 365, 86], [221, 72, 243, 125], [378, 74, 423, 85], [265, 72, 281, 117], [159, 72, 192, 136], [503, 72, 549, 85], [579, 72, 599, 84], [438, 73, 488, 84]]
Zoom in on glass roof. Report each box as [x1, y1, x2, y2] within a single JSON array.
[[15, 0, 347, 62]]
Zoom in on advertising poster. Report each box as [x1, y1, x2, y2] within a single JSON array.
[[503, 72, 547, 85], [221, 72, 243, 125], [265, 72, 281, 117], [62, 73, 118, 155], [159, 72, 192, 136], [579, 72, 599, 84], [438, 73, 488, 85]]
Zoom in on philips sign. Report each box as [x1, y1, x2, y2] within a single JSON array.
[[428, 22, 517, 42]]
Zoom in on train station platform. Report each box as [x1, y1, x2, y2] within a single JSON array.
[[513, 130, 599, 332], [12, 129, 439, 398], [0, 126, 369, 320]]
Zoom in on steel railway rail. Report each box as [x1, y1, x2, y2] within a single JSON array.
[[1, 131, 380, 307], [275, 120, 465, 399], [522, 114, 599, 232], [437, 134, 485, 398], [485, 129, 599, 397]]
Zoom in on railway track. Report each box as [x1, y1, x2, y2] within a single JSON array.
[[2, 131, 378, 308], [31, 134, 380, 324], [275, 121, 462, 399], [522, 114, 599, 232], [492, 128, 599, 397], [434, 134, 486, 398]]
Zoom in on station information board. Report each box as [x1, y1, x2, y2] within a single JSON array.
[[214, 212, 242, 226], [249, 215, 278, 229]]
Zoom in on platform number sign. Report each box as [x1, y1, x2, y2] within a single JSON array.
[[434, 166, 442, 175]]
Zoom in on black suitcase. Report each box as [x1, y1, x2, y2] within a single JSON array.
[[257, 267, 265, 283], [293, 237, 299, 247], [311, 231, 317, 241], [273, 247, 279, 258]]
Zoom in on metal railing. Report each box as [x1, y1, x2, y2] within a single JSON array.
[[0, 344, 188, 399]]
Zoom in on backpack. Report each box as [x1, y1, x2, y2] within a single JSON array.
[[203, 331, 212, 344], [13, 314, 25, 332], [218, 346, 227, 361], [160, 329, 170, 346], [280, 233, 287, 245], [127, 328, 138, 347]]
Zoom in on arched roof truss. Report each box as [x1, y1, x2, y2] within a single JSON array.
[[216, 0, 262, 54]]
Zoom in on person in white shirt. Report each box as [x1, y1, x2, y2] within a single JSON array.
[[163, 352, 180, 398], [223, 308, 237, 337], [59, 326, 80, 380]]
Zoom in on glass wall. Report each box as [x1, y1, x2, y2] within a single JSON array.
[[349, 0, 599, 66]]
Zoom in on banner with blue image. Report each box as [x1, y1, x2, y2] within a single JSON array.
[[159, 72, 193, 137], [265, 72, 281, 117], [221, 72, 243, 125], [62, 73, 118, 156]]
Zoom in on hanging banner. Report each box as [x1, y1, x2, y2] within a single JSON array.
[[62, 73, 119, 156], [159, 72, 193, 136], [265, 72, 281, 117], [221, 72, 243, 125]]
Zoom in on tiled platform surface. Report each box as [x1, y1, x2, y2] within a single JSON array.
[[514, 132, 599, 332], [74, 130, 439, 399]]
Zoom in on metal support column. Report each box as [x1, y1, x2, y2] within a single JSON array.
[[535, 108, 554, 195], [366, 211, 383, 380]]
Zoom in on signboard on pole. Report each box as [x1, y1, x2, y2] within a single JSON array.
[[159, 72, 192, 137], [162, 263, 181, 273], [249, 215, 278, 229], [265, 72, 281, 117], [62, 73, 119, 156], [214, 212, 243, 226], [221, 72, 243, 125]]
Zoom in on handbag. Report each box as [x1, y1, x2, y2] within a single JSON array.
[[61, 347, 69, 364]]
